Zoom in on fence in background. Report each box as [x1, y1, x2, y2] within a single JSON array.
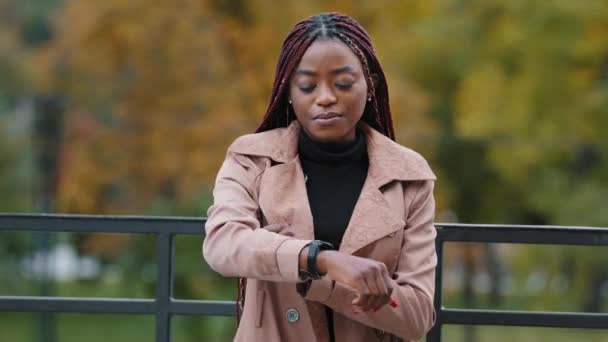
[[1, 214, 607, 341]]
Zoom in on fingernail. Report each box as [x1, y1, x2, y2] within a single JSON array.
[[389, 298, 398, 308]]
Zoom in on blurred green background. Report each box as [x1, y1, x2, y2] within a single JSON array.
[[1, 0, 607, 341]]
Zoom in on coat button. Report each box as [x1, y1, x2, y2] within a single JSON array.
[[286, 308, 300, 323]]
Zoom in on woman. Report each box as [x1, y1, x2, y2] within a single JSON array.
[[203, 12, 437, 342]]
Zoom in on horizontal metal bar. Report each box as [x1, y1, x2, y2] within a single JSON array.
[[2, 214, 606, 244], [0, 296, 237, 317], [436, 223, 608, 232], [441, 308, 608, 329], [0, 296, 156, 314], [0, 214, 204, 235], [436, 225, 608, 246], [170, 300, 235, 316]]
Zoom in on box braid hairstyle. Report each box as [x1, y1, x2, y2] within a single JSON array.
[[238, 12, 395, 325], [255, 12, 395, 140]]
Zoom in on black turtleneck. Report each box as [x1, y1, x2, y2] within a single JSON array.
[[298, 128, 368, 342], [298, 128, 369, 249]]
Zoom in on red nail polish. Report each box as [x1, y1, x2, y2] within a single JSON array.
[[389, 298, 398, 308]]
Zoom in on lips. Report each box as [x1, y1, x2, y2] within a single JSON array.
[[314, 112, 343, 120]]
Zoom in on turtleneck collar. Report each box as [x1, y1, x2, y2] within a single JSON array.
[[298, 127, 367, 165]]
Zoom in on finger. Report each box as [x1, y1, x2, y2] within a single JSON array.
[[382, 268, 394, 297], [363, 275, 382, 311], [352, 293, 371, 312], [385, 276, 394, 298], [351, 279, 369, 306], [384, 272, 394, 299], [370, 267, 393, 312], [370, 265, 391, 308], [376, 268, 389, 297], [362, 275, 382, 312], [354, 278, 371, 312], [373, 274, 390, 310], [360, 277, 377, 311]]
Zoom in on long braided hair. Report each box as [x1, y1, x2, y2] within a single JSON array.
[[237, 12, 395, 325], [255, 12, 395, 140]]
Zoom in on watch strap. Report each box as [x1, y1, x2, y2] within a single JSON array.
[[306, 240, 334, 280]]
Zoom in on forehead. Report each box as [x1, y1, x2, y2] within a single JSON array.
[[296, 38, 363, 72]]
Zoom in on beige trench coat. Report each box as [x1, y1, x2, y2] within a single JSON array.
[[203, 121, 437, 342]]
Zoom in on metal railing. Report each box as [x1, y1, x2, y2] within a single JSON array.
[[427, 223, 608, 341], [1, 214, 607, 341]]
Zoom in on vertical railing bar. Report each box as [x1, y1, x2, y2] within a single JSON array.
[[156, 232, 173, 342], [427, 229, 444, 341]]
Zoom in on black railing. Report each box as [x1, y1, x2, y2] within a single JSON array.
[[0, 214, 231, 342], [1, 214, 607, 341], [427, 223, 608, 341]]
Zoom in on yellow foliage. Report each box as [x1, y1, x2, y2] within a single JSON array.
[[22, 0, 607, 217], [456, 63, 507, 139]]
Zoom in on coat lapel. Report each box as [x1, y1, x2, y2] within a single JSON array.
[[339, 123, 436, 255], [258, 156, 315, 240], [338, 176, 406, 255], [230, 120, 435, 253]]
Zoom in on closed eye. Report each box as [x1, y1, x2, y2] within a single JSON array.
[[336, 83, 353, 90], [299, 85, 316, 93]]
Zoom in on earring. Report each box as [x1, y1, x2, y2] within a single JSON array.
[[288, 99, 292, 104], [367, 95, 372, 102]]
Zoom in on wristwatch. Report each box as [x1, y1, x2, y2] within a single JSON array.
[[299, 240, 334, 280]]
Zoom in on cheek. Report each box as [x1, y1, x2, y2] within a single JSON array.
[[351, 82, 368, 112], [291, 100, 309, 120], [289, 88, 309, 116], [348, 91, 369, 118]]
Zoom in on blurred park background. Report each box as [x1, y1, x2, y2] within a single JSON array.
[[1, 0, 607, 341]]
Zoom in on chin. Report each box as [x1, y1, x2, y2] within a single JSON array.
[[307, 127, 354, 143]]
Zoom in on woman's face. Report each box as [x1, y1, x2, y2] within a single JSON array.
[[289, 38, 368, 143]]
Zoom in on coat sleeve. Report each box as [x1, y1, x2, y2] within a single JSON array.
[[202, 151, 312, 282], [302, 180, 437, 340]]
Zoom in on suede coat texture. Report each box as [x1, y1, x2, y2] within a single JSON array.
[[203, 121, 437, 342]]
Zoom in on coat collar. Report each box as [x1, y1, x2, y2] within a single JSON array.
[[237, 120, 436, 255], [228, 120, 436, 188]]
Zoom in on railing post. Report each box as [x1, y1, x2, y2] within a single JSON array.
[[156, 232, 174, 342], [426, 230, 443, 342]]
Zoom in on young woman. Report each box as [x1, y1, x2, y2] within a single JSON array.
[[203, 12, 437, 342]]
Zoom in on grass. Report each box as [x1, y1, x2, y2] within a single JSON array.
[[2, 313, 607, 342], [0, 313, 235, 342], [438, 325, 608, 342]]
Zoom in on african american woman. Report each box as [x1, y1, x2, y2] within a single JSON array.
[[203, 12, 437, 342]]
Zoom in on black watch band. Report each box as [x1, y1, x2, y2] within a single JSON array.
[[305, 240, 334, 280]]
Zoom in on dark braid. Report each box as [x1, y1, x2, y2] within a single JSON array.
[[255, 12, 395, 140]]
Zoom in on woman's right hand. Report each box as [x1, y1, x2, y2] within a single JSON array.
[[317, 250, 393, 312]]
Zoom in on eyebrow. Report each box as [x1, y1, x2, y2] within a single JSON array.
[[294, 65, 356, 76]]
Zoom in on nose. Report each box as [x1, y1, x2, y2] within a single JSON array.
[[315, 83, 337, 107]]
